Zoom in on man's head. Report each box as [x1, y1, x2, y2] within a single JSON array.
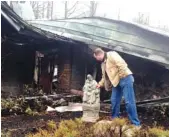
[[93, 48, 105, 62]]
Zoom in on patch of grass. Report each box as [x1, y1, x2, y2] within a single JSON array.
[[1, 98, 15, 109], [25, 106, 39, 116], [133, 126, 169, 137], [27, 118, 169, 137], [27, 118, 93, 137], [46, 120, 57, 131], [53, 118, 93, 137], [148, 127, 169, 137], [132, 128, 149, 137], [93, 118, 134, 137], [27, 129, 53, 137], [1, 130, 11, 137]]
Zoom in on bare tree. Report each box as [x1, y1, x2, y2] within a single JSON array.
[[117, 8, 120, 20], [133, 12, 150, 25], [78, 1, 97, 17], [9, 1, 20, 9], [64, 1, 68, 19], [133, 13, 169, 32], [30, 1, 41, 19], [30, 1, 53, 19], [31, 1, 79, 20], [42, 2, 45, 18], [30, 1, 36, 10], [30, 1, 98, 20], [47, 2, 50, 19], [64, 1, 79, 19], [103, 13, 107, 18], [89, 1, 97, 17], [158, 25, 169, 32], [9, 1, 13, 9], [51, 1, 53, 20], [46, 1, 53, 19]]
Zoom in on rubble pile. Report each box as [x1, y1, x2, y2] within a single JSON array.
[[137, 104, 169, 127], [134, 72, 169, 101], [1, 96, 68, 116], [135, 84, 169, 101]]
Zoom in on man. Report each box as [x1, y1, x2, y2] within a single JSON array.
[[93, 48, 140, 126]]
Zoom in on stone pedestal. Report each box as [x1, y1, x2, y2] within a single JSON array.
[[82, 103, 100, 122]]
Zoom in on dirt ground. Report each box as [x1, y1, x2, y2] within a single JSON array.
[[1, 110, 169, 137], [1, 112, 68, 137]]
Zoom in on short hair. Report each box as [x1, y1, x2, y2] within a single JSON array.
[[93, 48, 104, 56]]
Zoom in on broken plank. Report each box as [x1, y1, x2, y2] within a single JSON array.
[[25, 94, 80, 100]]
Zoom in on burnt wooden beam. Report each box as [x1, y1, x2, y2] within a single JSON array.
[[103, 96, 169, 106], [70, 89, 83, 96], [25, 94, 80, 100]]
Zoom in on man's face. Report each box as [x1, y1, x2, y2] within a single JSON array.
[[94, 53, 104, 62]]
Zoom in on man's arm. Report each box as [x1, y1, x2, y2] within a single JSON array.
[[98, 73, 105, 88], [98, 77, 104, 87]]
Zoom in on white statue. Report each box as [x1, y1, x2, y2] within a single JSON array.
[[83, 75, 100, 104], [82, 74, 100, 122]]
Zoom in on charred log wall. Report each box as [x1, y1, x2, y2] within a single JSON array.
[[57, 45, 72, 92], [57, 43, 91, 92], [2, 40, 35, 98], [70, 45, 87, 90]]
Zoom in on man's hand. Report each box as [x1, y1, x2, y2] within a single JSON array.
[[96, 84, 101, 88]]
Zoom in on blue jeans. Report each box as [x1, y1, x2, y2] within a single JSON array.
[[111, 75, 140, 126]]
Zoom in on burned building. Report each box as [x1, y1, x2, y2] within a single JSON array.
[[1, 2, 169, 102], [1, 2, 96, 97]]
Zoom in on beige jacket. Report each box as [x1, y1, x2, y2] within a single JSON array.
[[98, 51, 132, 91]]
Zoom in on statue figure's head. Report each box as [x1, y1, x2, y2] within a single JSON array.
[[87, 74, 93, 81]]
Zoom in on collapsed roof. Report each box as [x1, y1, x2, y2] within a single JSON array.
[[28, 18, 169, 69], [2, 1, 169, 69]]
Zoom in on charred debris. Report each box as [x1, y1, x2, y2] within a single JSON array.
[[1, 2, 169, 116]]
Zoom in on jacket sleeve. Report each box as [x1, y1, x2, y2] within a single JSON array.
[[98, 64, 105, 87], [98, 74, 105, 87]]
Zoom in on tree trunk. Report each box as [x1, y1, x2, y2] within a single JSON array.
[[42, 2, 45, 18], [51, 1, 53, 20], [90, 1, 97, 17], [10, 1, 13, 9], [64, 1, 68, 19], [36, 2, 39, 19], [47, 2, 50, 19]]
